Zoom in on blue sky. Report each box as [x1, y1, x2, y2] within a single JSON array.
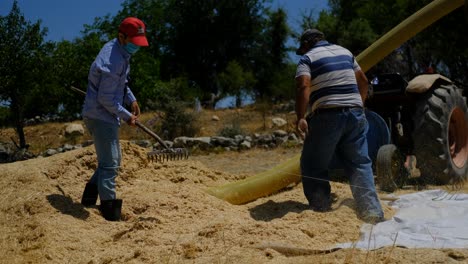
[[0, 0, 329, 42]]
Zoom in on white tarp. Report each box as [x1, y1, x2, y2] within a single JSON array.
[[336, 190, 468, 250]]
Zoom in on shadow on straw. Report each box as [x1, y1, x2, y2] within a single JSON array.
[[248, 200, 309, 221]]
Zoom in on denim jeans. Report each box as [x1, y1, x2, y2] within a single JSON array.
[[300, 108, 383, 218], [84, 118, 121, 201]]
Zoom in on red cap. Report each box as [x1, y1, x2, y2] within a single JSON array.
[[119, 17, 149, 47]]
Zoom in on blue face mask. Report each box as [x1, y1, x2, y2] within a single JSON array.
[[123, 42, 140, 54]]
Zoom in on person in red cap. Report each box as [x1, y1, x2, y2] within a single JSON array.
[[80, 17, 149, 221]]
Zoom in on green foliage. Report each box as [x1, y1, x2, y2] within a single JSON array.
[[127, 49, 162, 108], [268, 63, 297, 101], [1, 0, 296, 137], [219, 118, 245, 138], [0, 1, 53, 147], [51, 33, 104, 119], [338, 19, 377, 54], [219, 124, 245, 138], [252, 8, 292, 99], [156, 0, 268, 101], [141, 76, 200, 111], [158, 98, 200, 139], [217, 61, 256, 107], [300, 0, 468, 86], [1, 0, 465, 142], [142, 77, 200, 139], [0, 106, 10, 127]]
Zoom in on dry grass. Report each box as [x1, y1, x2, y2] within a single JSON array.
[[0, 104, 296, 155]]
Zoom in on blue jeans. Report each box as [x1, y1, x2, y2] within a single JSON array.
[[84, 118, 121, 201], [300, 108, 383, 218]]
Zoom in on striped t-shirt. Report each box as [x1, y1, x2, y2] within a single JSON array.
[[295, 41, 363, 112]]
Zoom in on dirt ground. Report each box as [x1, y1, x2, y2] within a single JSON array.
[[1, 141, 468, 264], [1, 106, 468, 263]]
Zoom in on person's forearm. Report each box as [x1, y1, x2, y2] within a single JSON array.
[[356, 70, 369, 103], [296, 88, 309, 120], [295, 76, 311, 120], [357, 80, 368, 103]]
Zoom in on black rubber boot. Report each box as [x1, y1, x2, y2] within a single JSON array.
[[99, 199, 122, 221], [81, 183, 98, 207]]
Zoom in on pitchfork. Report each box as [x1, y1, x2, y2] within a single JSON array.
[[71, 86, 189, 162], [135, 121, 189, 162]]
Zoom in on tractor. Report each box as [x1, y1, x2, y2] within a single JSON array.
[[206, 0, 468, 205], [365, 73, 468, 191]]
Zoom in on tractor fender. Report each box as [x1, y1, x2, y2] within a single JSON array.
[[406, 74, 452, 93]]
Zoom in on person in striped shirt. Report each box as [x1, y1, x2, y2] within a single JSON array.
[[295, 29, 384, 223]]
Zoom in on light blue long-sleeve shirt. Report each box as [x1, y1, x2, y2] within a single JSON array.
[[82, 38, 137, 125]]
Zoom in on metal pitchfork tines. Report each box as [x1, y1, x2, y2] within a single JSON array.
[[146, 148, 190, 162], [135, 121, 190, 162]]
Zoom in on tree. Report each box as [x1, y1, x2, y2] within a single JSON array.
[[0, 1, 53, 148], [217, 61, 256, 107], [64, 0, 292, 110], [159, 0, 267, 102], [305, 0, 467, 86], [252, 8, 292, 100], [50, 32, 108, 118]]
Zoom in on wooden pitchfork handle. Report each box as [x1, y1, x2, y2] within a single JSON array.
[[135, 121, 173, 152]]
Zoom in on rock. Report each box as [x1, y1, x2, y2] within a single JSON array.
[[258, 134, 273, 144], [273, 130, 288, 137], [239, 140, 251, 150], [65, 123, 84, 137], [0, 143, 10, 162], [288, 133, 298, 141], [271, 117, 287, 127], [212, 115, 220, 121], [164, 141, 174, 148], [63, 144, 74, 151], [275, 136, 288, 145], [211, 136, 235, 147], [234, 135, 244, 144], [45, 149, 58, 156], [135, 140, 152, 148], [193, 137, 212, 149], [173, 137, 191, 147]]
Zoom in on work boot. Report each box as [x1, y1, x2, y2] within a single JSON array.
[[81, 183, 98, 207], [308, 188, 332, 212], [359, 210, 385, 224], [99, 199, 122, 221], [310, 198, 331, 212]]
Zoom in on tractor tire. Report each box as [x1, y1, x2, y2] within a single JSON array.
[[412, 83, 468, 184], [376, 144, 407, 192]]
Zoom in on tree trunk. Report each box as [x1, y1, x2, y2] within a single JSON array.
[[10, 98, 27, 149], [235, 94, 242, 108], [15, 120, 26, 149]]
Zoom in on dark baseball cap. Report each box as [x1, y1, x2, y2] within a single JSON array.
[[296, 29, 324, 55], [119, 17, 149, 47]]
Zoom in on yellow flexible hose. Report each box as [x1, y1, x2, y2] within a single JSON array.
[[206, 0, 465, 205], [205, 154, 302, 205]]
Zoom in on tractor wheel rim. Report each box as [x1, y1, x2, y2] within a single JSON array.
[[449, 107, 468, 168]]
